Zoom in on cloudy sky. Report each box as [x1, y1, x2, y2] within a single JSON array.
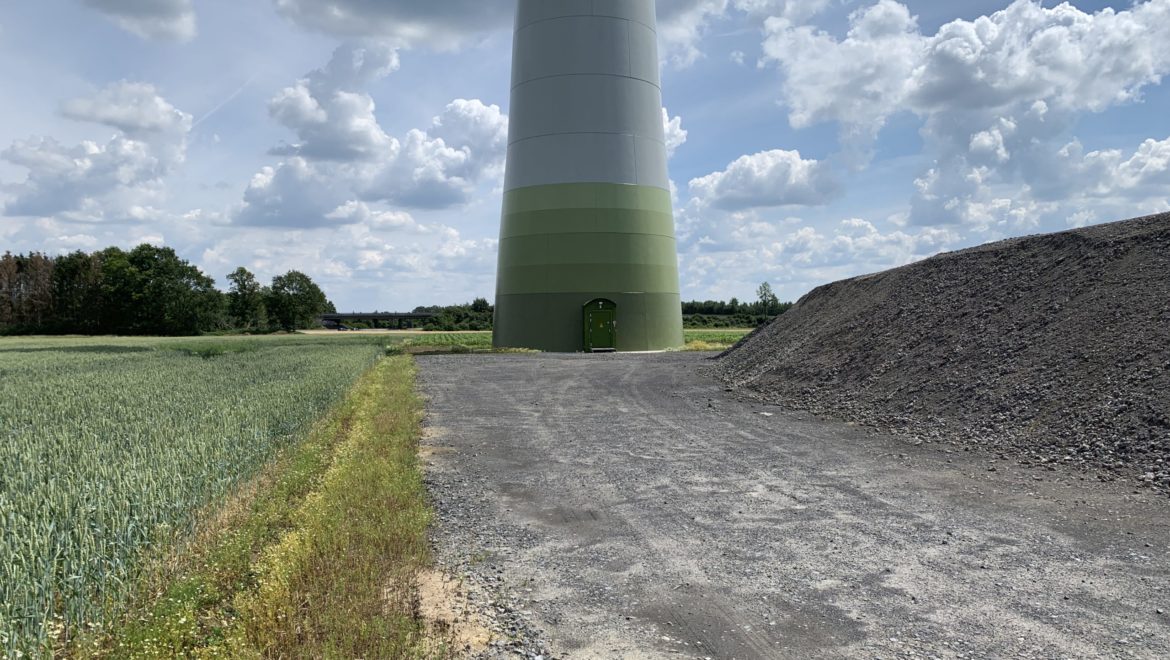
[[2, 0, 1168, 311]]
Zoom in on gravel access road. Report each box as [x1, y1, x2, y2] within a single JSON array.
[[418, 353, 1169, 659]]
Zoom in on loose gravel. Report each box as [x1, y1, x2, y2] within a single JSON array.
[[418, 353, 1169, 659], [715, 213, 1170, 492]]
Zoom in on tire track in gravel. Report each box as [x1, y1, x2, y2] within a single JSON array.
[[419, 353, 1170, 659]]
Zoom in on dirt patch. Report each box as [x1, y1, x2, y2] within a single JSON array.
[[420, 427, 456, 460], [416, 570, 493, 656], [716, 213, 1170, 491], [419, 445, 455, 459]]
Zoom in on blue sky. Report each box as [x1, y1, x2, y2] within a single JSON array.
[[2, 0, 1168, 311]]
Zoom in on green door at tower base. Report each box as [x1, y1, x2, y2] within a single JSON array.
[[583, 299, 617, 352]]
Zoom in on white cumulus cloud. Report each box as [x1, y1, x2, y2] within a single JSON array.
[[761, 0, 922, 144], [689, 149, 838, 209], [359, 99, 508, 208], [676, 210, 962, 302], [239, 92, 507, 226], [758, 0, 1170, 228], [763, 0, 1170, 142], [82, 0, 197, 42], [62, 81, 192, 136], [235, 157, 344, 228], [1, 82, 191, 222], [272, 0, 511, 49], [657, 0, 832, 67], [268, 43, 399, 161], [325, 201, 420, 231], [427, 98, 510, 179], [255, 43, 509, 222], [662, 108, 688, 158]]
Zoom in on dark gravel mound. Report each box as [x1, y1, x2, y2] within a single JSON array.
[[715, 213, 1170, 489]]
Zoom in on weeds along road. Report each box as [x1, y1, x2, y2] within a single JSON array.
[[417, 353, 1169, 659]]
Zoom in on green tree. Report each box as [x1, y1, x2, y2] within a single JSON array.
[[97, 247, 135, 334], [0, 252, 15, 329], [227, 267, 268, 330], [98, 245, 223, 335], [132, 245, 221, 334], [757, 281, 779, 316], [267, 270, 331, 331], [0, 252, 56, 331], [50, 251, 104, 334]]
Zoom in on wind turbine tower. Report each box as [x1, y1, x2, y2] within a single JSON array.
[[492, 0, 685, 352]]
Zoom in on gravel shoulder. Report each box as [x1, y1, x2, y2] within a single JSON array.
[[418, 353, 1169, 659]]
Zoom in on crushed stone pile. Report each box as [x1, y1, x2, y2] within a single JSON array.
[[715, 213, 1170, 489]]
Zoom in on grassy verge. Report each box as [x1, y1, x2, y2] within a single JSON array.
[[288, 327, 752, 352], [387, 329, 752, 352], [682, 328, 752, 351], [391, 332, 494, 353], [81, 355, 433, 658]]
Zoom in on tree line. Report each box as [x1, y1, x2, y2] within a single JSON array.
[[682, 282, 792, 328], [332, 299, 494, 332], [411, 297, 493, 331], [0, 245, 334, 336], [403, 292, 790, 332], [2, 246, 790, 335]]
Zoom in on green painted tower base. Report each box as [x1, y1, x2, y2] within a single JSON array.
[[493, 183, 684, 352]]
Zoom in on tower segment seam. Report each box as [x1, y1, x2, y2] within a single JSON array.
[[511, 72, 661, 92], [517, 14, 656, 33], [508, 131, 667, 147]]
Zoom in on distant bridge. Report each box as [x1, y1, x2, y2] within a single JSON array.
[[319, 312, 437, 329]]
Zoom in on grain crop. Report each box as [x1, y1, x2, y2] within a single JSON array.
[[0, 339, 381, 656]]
